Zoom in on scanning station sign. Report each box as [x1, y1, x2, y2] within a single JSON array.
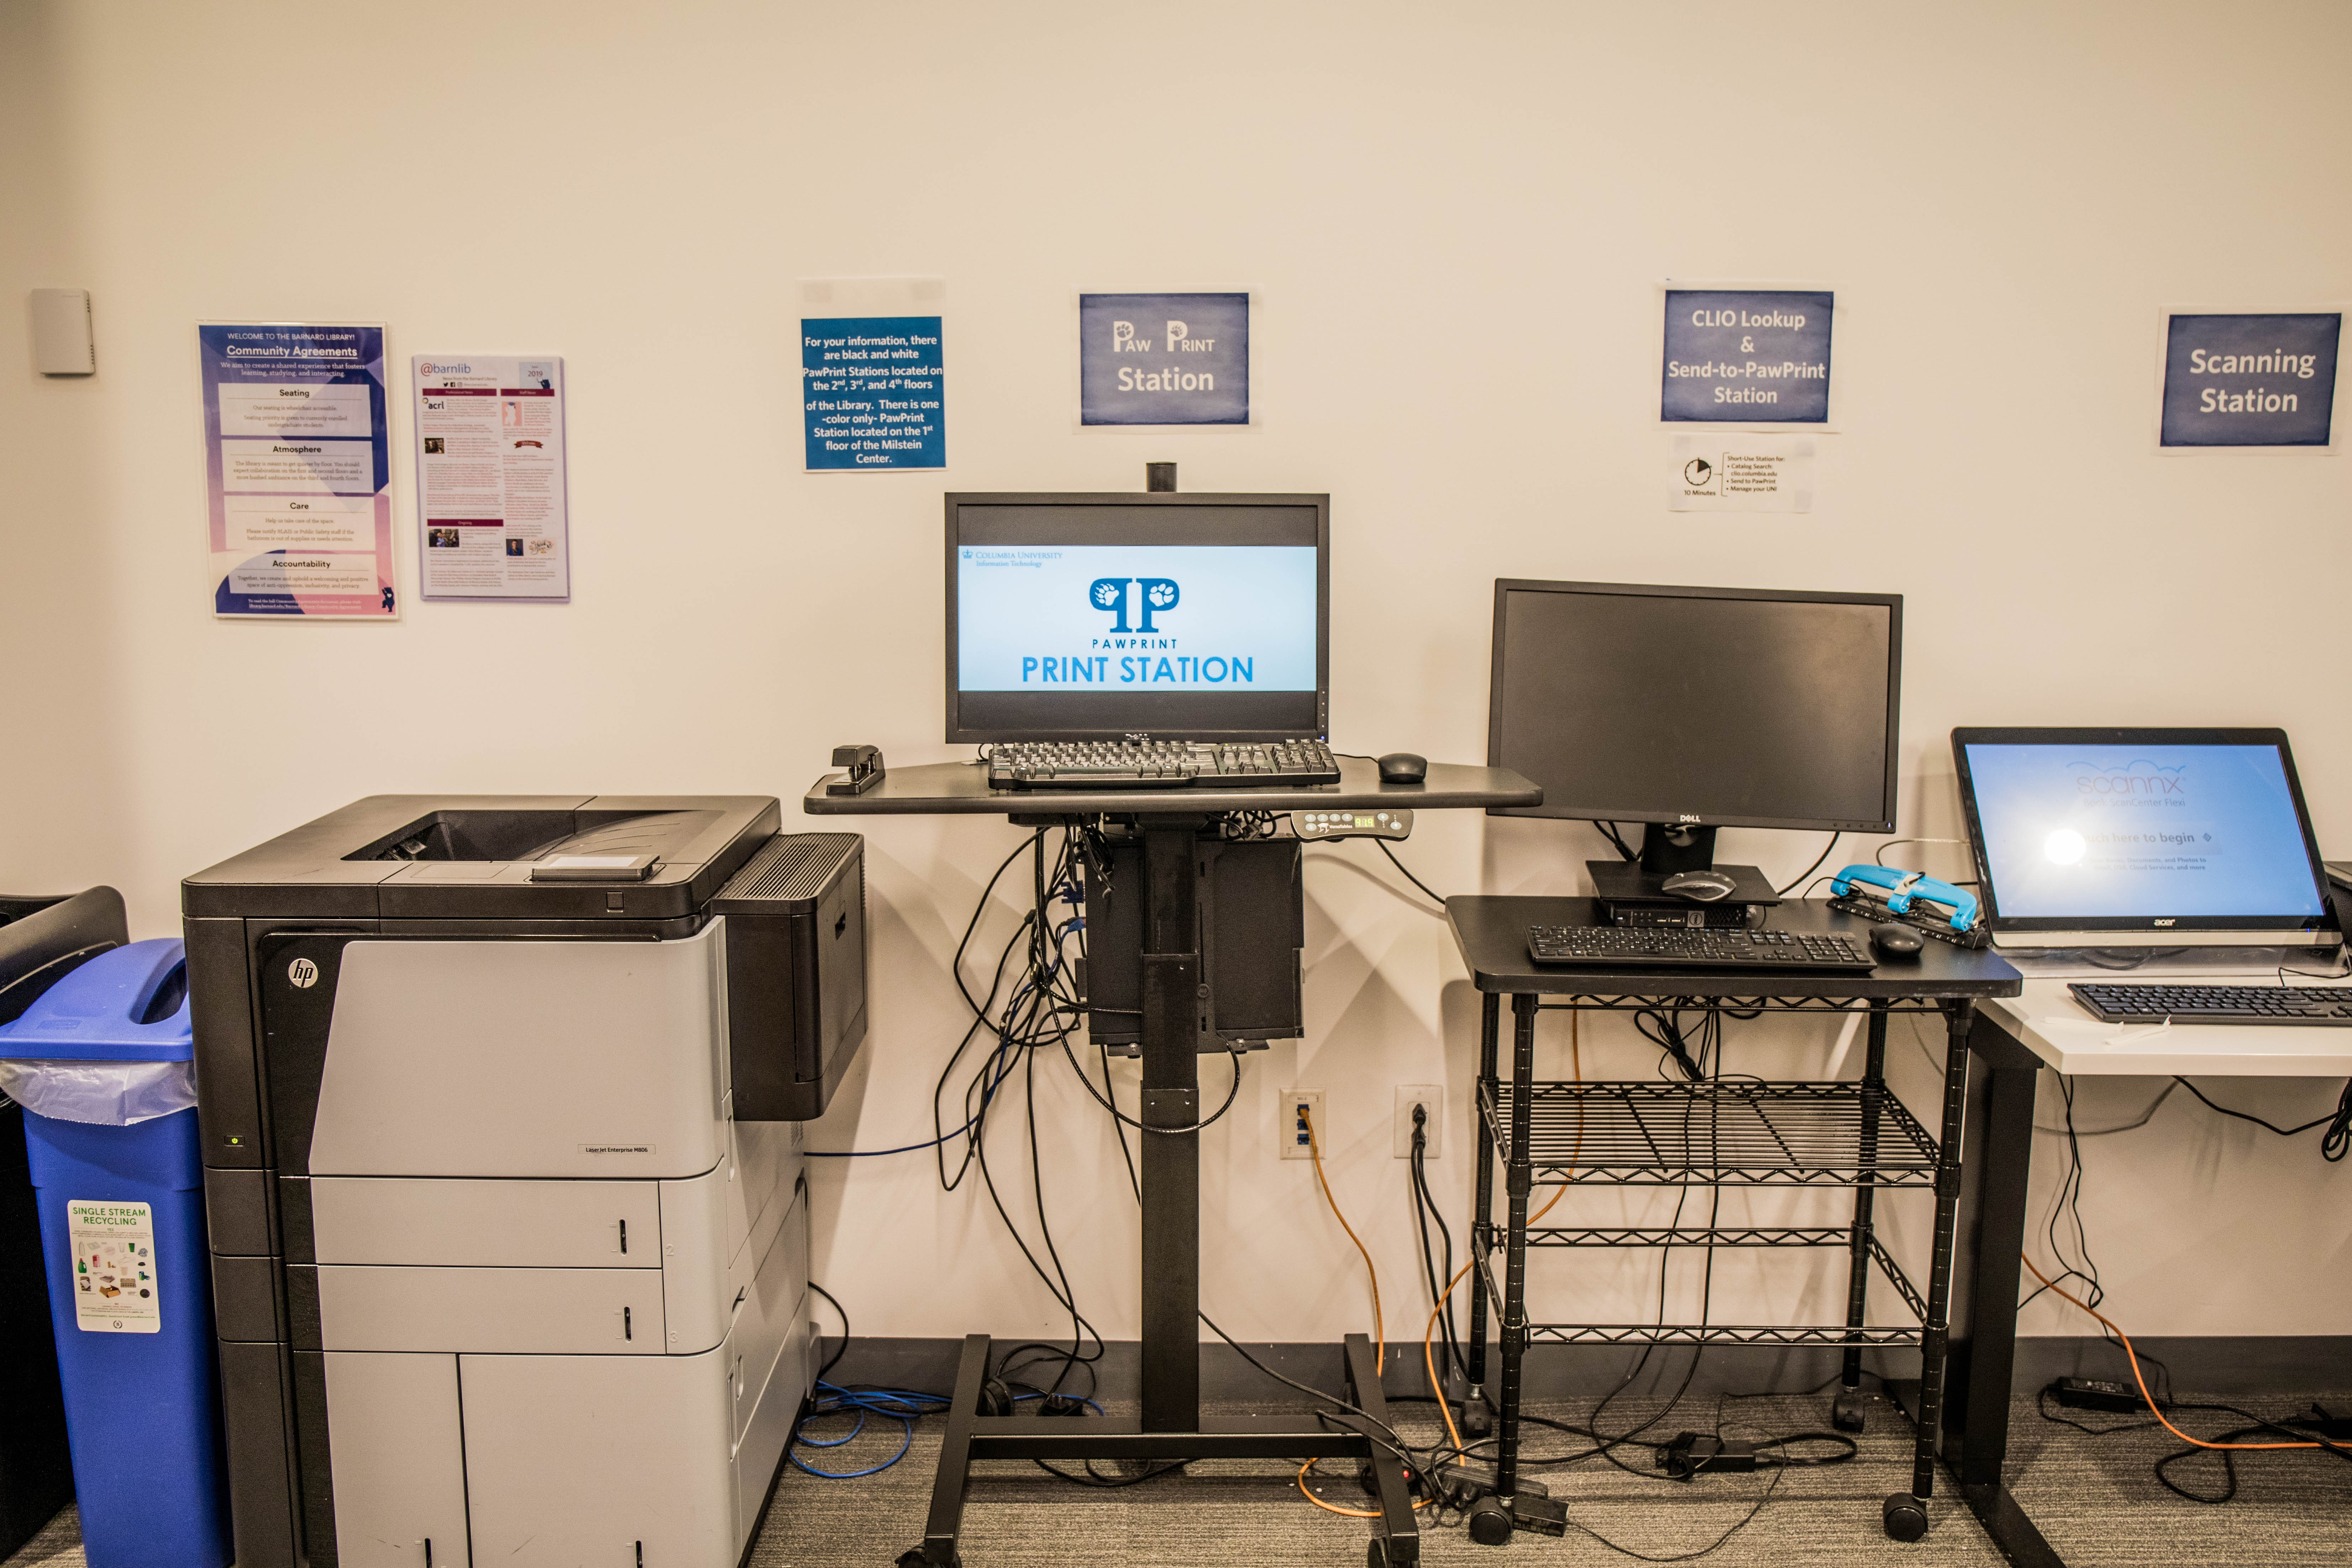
[[2157, 311, 2341, 450], [199, 322, 397, 618]]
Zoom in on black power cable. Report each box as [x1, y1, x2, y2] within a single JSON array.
[[2171, 1075, 2352, 1161], [809, 1281, 851, 1384]]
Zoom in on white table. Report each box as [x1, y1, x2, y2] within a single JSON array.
[[1951, 961, 2352, 1567], [1980, 976, 2352, 1077]]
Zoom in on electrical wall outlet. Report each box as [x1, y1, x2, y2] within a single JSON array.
[[1394, 1084, 1443, 1158], [1281, 1089, 1324, 1160]]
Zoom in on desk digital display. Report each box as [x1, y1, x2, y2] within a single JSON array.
[[959, 545, 1318, 693], [944, 493, 1329, 743], [1957, 732, 2330, 929]]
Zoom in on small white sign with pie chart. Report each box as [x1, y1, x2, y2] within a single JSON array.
[[1670, 434, 1816, 513]]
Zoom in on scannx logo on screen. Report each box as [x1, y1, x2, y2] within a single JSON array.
[[1089, 576, 1181, 633], [2072, 761, 2186, 796]]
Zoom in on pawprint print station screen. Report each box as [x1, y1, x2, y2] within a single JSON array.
[[946, 492, 1329, 744]]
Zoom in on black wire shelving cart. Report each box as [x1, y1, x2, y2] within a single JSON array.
[[1445, 895, 2022, 1545]]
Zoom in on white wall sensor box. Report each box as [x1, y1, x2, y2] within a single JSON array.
[[30, 289, 94, 374]]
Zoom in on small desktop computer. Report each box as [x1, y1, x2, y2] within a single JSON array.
[[1486, 579, 1902, 955]]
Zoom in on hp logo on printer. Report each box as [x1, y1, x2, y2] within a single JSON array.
[[1088, 576, 1181, 634], [287, 957, 319, 988]]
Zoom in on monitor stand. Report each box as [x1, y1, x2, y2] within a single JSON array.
[[1636, 821, 1717, 875], [1589, 824, 1782, 916]]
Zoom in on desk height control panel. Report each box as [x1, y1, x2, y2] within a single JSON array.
[[1296, 808, 1413, 840]]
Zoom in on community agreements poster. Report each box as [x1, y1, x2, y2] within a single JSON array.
[[199, 322, 396, 618]]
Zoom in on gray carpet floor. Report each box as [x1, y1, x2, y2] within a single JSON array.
[[12, 1390, 2352, 1566]]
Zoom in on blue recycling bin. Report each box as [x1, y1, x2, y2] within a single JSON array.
[[0, 939, 228, 1568]]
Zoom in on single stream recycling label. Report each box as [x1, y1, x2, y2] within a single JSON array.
[[68, 1199, 161, 1332]]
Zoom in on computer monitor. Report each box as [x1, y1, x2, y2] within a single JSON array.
[[944, 492, 1329, 744], [1952, 727, 2340, 950], [1486, 580, 1902, 876]]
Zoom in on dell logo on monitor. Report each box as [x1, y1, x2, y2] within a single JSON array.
[[1088, 576, 1181, 633]]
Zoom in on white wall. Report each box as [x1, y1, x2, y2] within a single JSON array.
[[5, 0, 2349, 1353]]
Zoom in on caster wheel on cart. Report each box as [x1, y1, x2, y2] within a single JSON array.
[[1366, 1540, 1388, 1567], [1882, 1493, 1929, 1542], [1466, 1494, 1514, 1546], [896, 1552, 958, 1568], [1832, 1389, 1870, 1433]]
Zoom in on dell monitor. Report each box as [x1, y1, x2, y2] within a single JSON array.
[[1486, 580, 1902, 885], [945, 492, 1329, 744], [1952, 727, 2339, 951]]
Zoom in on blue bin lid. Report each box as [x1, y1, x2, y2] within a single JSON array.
[[0, 938, 192, 1062]]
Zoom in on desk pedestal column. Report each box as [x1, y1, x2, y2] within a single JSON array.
[[913, 817, 1419, 1567], [1138, 823, 1203, 1430]]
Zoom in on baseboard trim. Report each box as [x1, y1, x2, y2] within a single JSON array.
[[821, 1335, 2352, 1403]]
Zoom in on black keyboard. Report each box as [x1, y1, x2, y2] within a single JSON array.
[[1527, 924, 1874, 971], [2069, 983, 2352, 1026], [988, 739, 1341, 791]]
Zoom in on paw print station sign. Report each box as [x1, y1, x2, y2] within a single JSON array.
[[1080, 293, 1250, 425]]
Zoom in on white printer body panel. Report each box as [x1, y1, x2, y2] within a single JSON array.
[[310, 923, 730, 1180], [321, 1352, 471, 1568], [310, 1176, 660, 1267], [297, 919, 812, 1567]]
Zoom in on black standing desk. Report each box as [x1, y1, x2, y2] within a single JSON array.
[[1444, 895, 2021, 1543], [807, 758, 1540, 1567]]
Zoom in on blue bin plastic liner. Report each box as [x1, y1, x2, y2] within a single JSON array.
[[0, 939, 229, 1568]]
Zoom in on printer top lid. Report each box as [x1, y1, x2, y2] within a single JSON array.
[[182, 795, 780, 923]]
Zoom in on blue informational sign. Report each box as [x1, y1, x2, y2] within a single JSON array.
[[2159, 313, 2340, 448], [957, 544, 1316, 691], [802, 316, 944, 469], [1661, 289, 1834, 424], [1080, 293, 1249, 425]]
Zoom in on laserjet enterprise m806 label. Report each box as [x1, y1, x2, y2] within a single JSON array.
[[958, 545, 1316, 691]]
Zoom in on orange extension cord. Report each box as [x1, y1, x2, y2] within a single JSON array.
[[2019, 1252, 2338, 1453], [1298, 1013, 1592, 1518], [1297, 1103, 1415, 1516]]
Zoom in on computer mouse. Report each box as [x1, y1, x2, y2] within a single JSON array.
[[1660, 869, 1737, 902], [1869, 922, 1925, 960], [1377, 752, 1428, 785]]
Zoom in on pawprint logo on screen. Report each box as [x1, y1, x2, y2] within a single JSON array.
[[1085, 576, 1182, 633]]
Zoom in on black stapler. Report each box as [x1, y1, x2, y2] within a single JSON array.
[[826, 745, 886, 796]]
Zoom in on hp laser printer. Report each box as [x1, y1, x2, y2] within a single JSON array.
[[182, 796, 866, 1568]]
